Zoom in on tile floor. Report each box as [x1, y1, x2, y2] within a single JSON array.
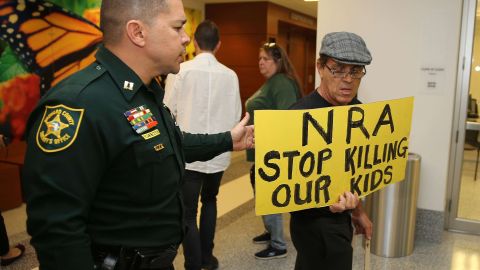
[[458, 149, 480, 221], [3, 151, 480, 269]]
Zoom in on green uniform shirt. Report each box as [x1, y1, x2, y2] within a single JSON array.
[[22, 45, 233, 270], [245, 73, 300, 161]]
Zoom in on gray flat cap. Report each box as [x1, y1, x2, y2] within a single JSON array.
[[320, 32, 372, 65]]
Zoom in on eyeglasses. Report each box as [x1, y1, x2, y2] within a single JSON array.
[[264, 42, 277, 48], [262, 42, 281, 60], [324, 64, 366, 79]]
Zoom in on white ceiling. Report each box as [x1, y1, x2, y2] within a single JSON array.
[[202, 0, 318, 18]]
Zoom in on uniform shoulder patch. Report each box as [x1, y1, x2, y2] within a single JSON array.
[[35, 104, 85, 153]]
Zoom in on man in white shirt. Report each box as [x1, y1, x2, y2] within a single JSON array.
[[164, 20, 241, 270]]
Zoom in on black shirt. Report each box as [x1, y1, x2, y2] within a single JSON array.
[[289, 90, 360, 219]]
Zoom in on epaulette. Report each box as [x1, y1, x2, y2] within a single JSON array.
[[42, 62, 107, 101], [24, 62, 106, 139]]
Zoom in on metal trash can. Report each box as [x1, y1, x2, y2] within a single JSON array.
[[364, 153, 421, 257]]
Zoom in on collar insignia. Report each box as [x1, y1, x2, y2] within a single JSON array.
[[36, 105, 84, 153], [123, 81, 134, 91], [124, 105, 158, 134]]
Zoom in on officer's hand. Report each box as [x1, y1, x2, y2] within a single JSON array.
[[0, 134, 5, 149], [329, 192, 359, 213], [231, 113, 254, 151], [352, 204, 373, 240]]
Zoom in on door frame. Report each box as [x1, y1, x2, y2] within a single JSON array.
[[446, 0, 480, 233]]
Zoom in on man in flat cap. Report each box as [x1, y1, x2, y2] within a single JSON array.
[[289, 32, 373, 270]]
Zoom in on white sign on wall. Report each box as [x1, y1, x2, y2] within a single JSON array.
[[420, 67, 445, 95]]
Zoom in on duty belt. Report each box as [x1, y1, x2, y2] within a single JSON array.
[[92, 243, 178, 270]]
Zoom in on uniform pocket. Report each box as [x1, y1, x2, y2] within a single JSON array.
[[129, 139, 174, 203], [133, 139, 173, 167]]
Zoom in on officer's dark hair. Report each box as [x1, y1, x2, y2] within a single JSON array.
[[100, 0, 169, 45], [194, 20, 220, 51]]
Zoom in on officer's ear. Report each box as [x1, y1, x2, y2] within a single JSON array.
[[125, 20, 146, 47]]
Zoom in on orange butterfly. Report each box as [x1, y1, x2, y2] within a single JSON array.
[[0, 0, 103, 94]]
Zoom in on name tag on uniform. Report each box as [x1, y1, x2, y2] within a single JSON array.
[[142, 129, 160, 140]]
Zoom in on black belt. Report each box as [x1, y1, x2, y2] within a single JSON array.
[[92, 243, 178, 270]]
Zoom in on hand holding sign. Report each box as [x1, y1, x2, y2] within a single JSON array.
[[329, 191, 359, 213]]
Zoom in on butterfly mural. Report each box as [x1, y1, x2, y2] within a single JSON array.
[[0, 0, 103, 93], [0, 0, 102, 139], [0, 0, 200, 140]]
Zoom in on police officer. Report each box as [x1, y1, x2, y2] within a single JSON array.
[[21, 0, 254, 269]]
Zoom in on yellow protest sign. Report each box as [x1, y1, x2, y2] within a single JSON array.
[[254, 97, 414, 215]]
